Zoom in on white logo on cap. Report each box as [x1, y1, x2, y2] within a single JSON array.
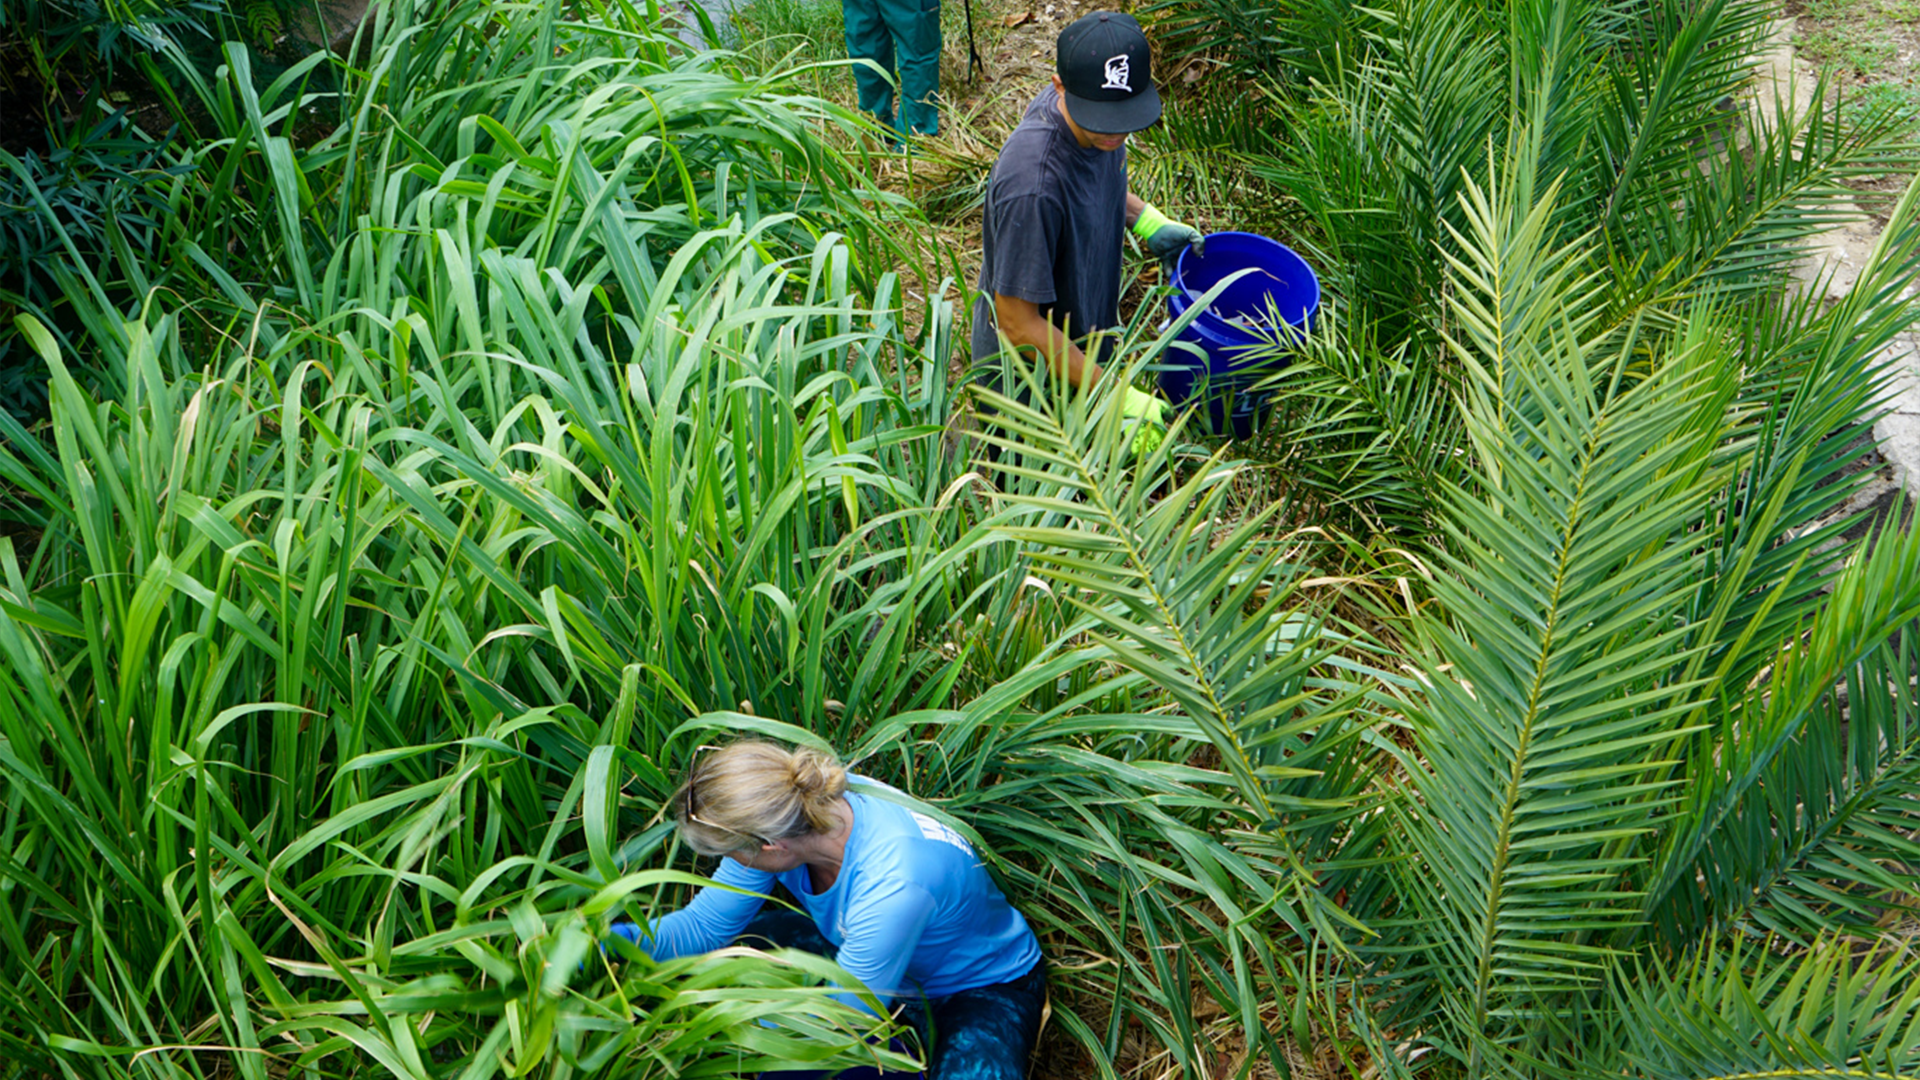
[[1102, 54, 1131, 92]]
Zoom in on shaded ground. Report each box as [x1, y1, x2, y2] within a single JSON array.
[[0, 55, 51, 154]]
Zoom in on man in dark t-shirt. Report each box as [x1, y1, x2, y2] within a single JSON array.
[[969, 11, 1204, 438]]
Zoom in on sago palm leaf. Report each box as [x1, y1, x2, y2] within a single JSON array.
[[1390, 158, 1741, 1069], [1689, 617, 1920, 939], [1259, 311, 1471, 535], [1260, 0, 1503, 341], [975, 355, 1378, 872], [959, 333, 1392, 1068], [1613, 71, 1917, 304], [1588, 0, 1778, 242]]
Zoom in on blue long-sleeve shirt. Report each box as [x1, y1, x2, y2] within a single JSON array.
[[611, 781, 1040, 1010]]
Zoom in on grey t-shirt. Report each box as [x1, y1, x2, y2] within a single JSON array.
[[969, 85, 1128, 373]]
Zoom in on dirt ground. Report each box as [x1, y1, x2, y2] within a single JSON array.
[[1789, 0, 1920, 226], [1789, 0, 1920, 118]]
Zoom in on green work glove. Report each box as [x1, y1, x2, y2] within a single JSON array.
[[1120, 385, 1168, 456], [1132, 203, 1206, 268]]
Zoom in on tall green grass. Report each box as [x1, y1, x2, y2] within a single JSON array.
[[0, 1, 1372, 1076]]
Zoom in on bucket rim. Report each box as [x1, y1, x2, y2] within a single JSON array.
[[1172, 232, 1321, 328]]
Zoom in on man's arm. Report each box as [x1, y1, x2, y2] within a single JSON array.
[[1128, 195, 1206, 266], [991, 293, 1103, 389]]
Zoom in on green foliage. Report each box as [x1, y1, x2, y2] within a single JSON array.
[[1142, 0, 1364, 87], [728, 0, 848, 61], [1607, 936, 1920, 1080], [1394, 168, 1737, 1061], [0, 0, 312, 94], [1143, 0, 1918, 541], [0, 291, 934, 1075], [1141, 2, 1920, 1067], [0, 106, 184, 423], [7, 1, 1920, 1079], [0, 0, 217, 82], [0, 0, 968, 1074]]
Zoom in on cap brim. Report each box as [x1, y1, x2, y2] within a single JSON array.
[[1062, 83, 1161, 135]]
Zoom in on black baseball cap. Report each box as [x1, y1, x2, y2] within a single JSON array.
[[1056, 11, 1161, 134]]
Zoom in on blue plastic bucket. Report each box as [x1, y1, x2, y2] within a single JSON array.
[[1160, 232, 1320, 439]]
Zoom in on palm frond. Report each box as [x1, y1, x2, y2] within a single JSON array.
[[1606, 934, 1920, 1080], [974, 351, 1375, 840], [1704, 619, 1920, 939], [1611, 70, 1919, 303], [1643, 505, 1920, 944], [1254, 0, 1504, 341], [953, 332, 1394, 1068], [1588, 0, 1779, 241], [1264, 328, 1468, 537], [1636, 173, 1920, 945], [1390, 159, 1742, 1067]]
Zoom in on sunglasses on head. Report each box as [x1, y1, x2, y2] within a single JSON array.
[[679, 748, 771, 851]]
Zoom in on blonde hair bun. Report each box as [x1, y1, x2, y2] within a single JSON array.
[[789, 746, 849, 797]]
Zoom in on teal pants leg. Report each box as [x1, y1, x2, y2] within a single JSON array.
[[889, 0, 941, 136], [843, 0, 940, 136], [842, 0, 898, 128]]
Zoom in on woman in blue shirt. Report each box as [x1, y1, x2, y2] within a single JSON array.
[[610, 741, 1047, 1080]]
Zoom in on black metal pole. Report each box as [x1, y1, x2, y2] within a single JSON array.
[[962, 0, 984, 82]]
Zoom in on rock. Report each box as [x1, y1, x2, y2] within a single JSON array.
[[669, 0, 737, 48], [1756, 17, 1820, 121], [1871, 335, 1920, 498], [1794, 201, 1880, 303], [1757, 20, 1920, 509], [1879, 413, 1920, 497], [288, 0, 376, 55]]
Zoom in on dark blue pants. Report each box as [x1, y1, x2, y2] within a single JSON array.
[[744, 908, 1046, 1080]]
